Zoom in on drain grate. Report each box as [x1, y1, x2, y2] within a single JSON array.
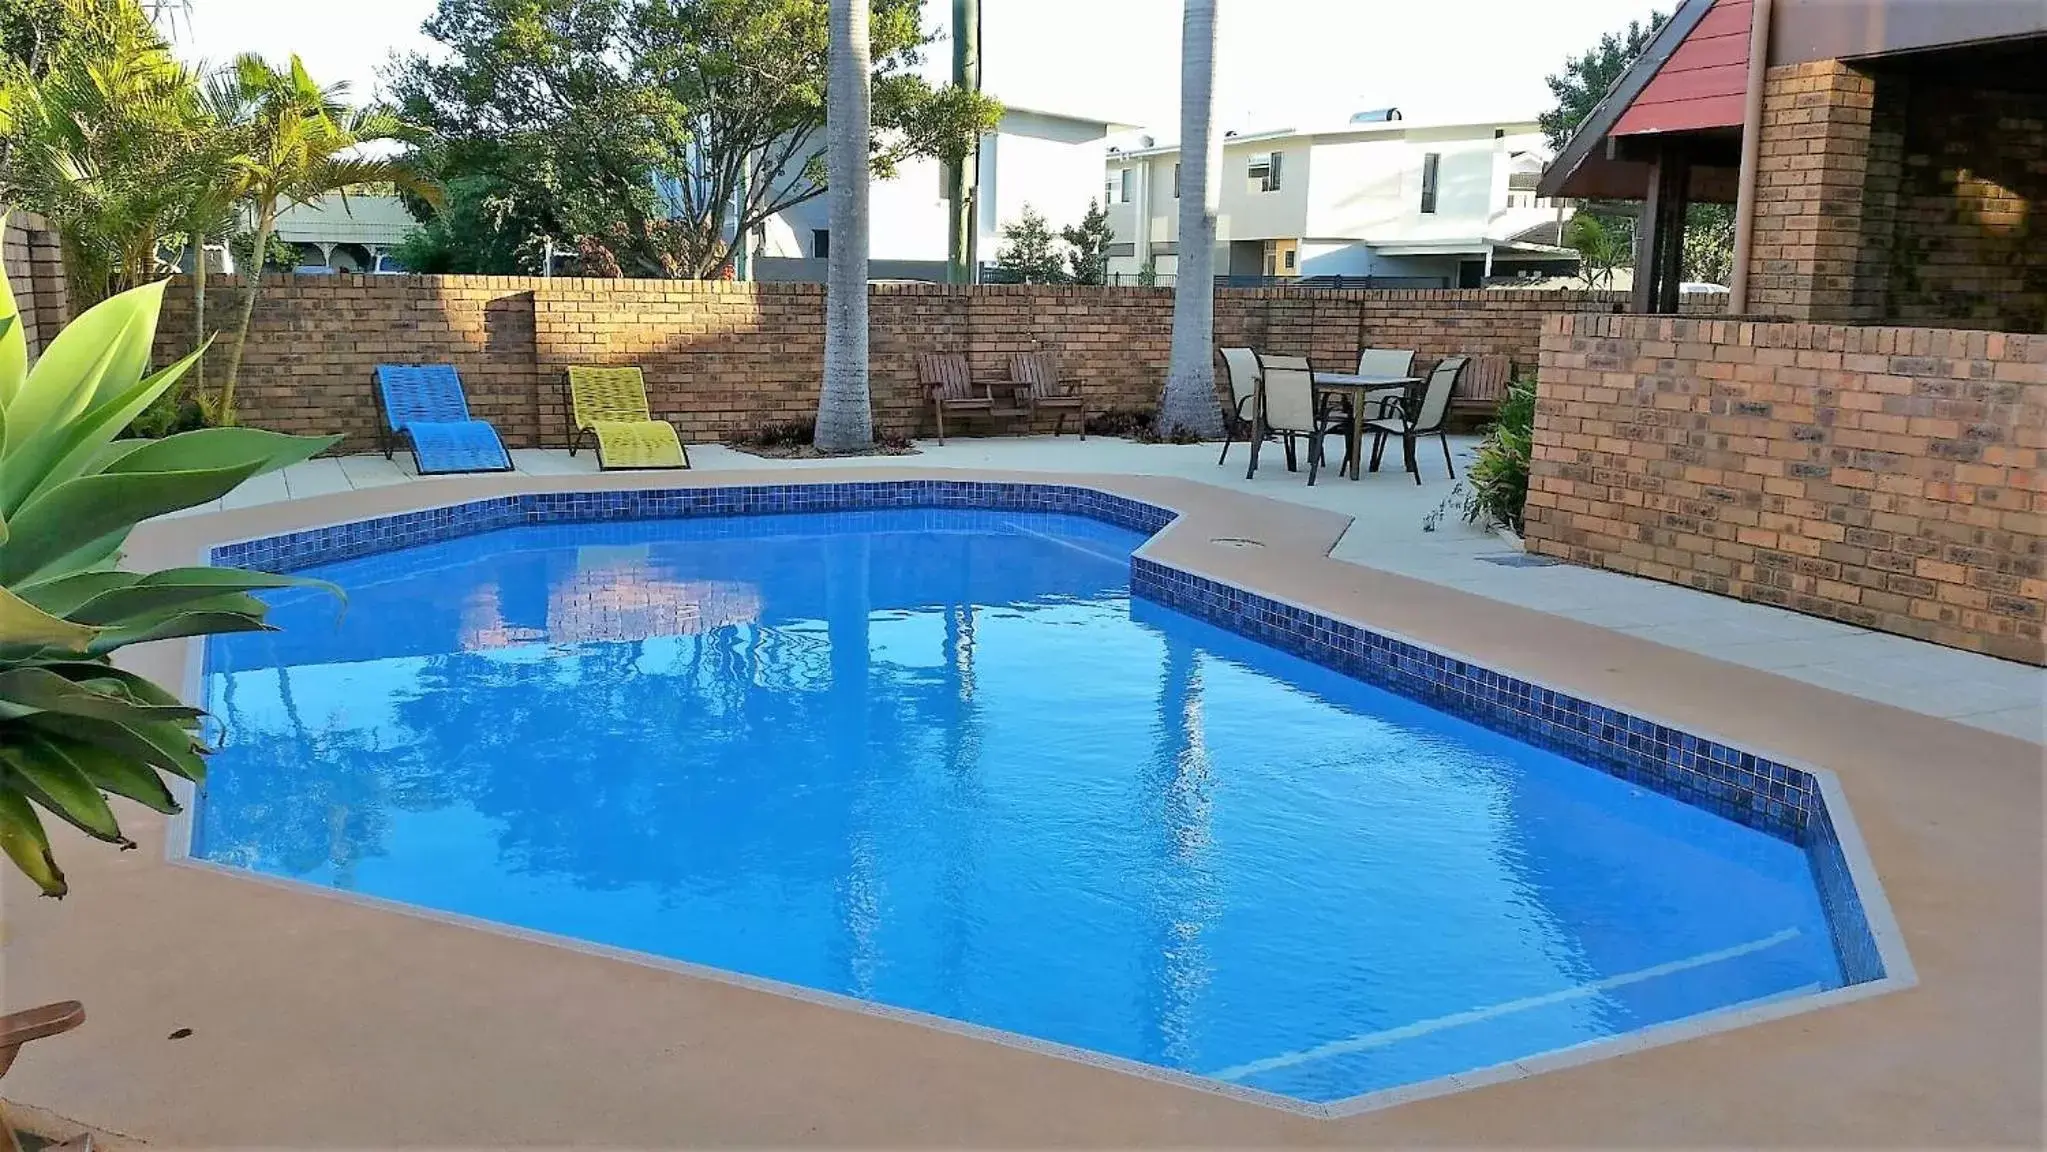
[[1479, 552, 1562, 568]]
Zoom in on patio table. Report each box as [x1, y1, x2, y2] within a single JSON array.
[[1312, 371, 1418, 481]]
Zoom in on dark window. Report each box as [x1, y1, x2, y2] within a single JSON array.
[[1172, 162, 1180, 197], [1494, 127, 1506, 139], [1248, 152, 1282, 193], [1118, 168, 1133, 203], [1284, 247, 1296, 271], [1420, 152, 1440, 214], [812, 229, 830, 258]]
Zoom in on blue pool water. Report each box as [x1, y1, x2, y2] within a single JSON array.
[[196, 509, 1844, 1104]]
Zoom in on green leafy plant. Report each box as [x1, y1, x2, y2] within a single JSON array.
[[1061, 198, 1113, 285], [0, 232, 337, 896], [1463, 376, 1537, 534], [993, 205, 1067, 284]]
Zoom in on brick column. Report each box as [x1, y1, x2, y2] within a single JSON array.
[[1747, 60, 1878, 321]]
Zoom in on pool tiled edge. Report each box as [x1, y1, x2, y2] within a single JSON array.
[[204, 477, 1913, 1112]]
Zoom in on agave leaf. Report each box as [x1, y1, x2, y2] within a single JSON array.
[[33, 661, 188, 709], [0, 741, 126, 844], [0, 789, 64, 897], [5, 348, 205, 512], [71, 580, 282, 627], [0, 255, 24, 410], [0, 583, 101, 651], [0, 312, 20, 415], [0, 667, 202, 723], [34, 526, 131, 579], [13, 571, 142, 616], [104, 426, 337, 478], [47, 734, 180, 815], [87, 609, 275, 654], [0, 462, 275, 585], [9, 280, 164, 433], [22, 712, 207, 783]]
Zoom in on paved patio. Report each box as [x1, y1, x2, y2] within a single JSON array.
[[183, 434, 2044, 743]]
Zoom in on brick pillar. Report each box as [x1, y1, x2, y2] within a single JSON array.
[[1747, 60, 1878, 321]]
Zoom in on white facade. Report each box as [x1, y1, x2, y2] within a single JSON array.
[[756, 107, 1125, 279], [1104, 117, 1575, 286]]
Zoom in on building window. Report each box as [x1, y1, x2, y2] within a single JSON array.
[[1118, 167, 1133, 204], [812, 229, 830, 258], [1172, 162, 1180, 197], [1248, 152, 1281, 193], [1420, 152, 1440, 214], [1284, 247, 1296, 271]]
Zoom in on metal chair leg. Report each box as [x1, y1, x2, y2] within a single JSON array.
[[1439, 431, 1455, 479], [1217, 418, 1235, 464]]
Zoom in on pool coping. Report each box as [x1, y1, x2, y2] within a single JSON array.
[[162, 477, 1915, 1120], [7, 465, 2038, 1148]]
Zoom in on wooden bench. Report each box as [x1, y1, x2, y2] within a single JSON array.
[[1447, 353, 1516, 427]]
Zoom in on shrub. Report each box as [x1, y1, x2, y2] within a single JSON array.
[[1463, 375, 1537, 533]]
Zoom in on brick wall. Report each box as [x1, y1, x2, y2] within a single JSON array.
[[1525, 311, 2045, 664], [1749, 61, 1879, 322], [1749, 61, 2047, 334], [154, 275, 1630, 450], [1880, 81, 2047, 332], [2, 209, 70, 358]]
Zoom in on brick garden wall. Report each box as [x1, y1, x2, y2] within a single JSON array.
[[153, 276, 1631, 450], [2, 209, 70, 359], [1525, 311, 2045, 664]]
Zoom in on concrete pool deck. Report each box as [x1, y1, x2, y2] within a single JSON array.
[[2, 461, 2041, 1147]]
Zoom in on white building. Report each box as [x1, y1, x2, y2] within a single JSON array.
[[274, 194, 419, 274], [753, 106, 1131, 281], [1103, 112, 1576, 287]]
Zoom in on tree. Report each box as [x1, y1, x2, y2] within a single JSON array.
[[387, 0, 1001, 279], [204, 54, 437, 425], [1538, 10, 1668, 152], [1061, 198, 1112, 285], [1683, 202, 1734, 285], [815, 0, 873, 454], [993, 205, 1064, 284], [1157, 0, 1223, 441], [1568, 213, 1630, 289], [0, 0, 211, 306]]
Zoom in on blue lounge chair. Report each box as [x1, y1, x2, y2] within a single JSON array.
[[373, 364, 513, 475]]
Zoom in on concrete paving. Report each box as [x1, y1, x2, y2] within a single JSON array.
[[179, 435, 2044, 743]]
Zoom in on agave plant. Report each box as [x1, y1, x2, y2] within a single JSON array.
[[0, 225, 336, 896]]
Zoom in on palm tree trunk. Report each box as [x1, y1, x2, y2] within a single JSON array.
[[189, 233, 208, 403], [217, 208, 273, 427], [816, 0, 875, 453], [1157, 0, 1225, 440]]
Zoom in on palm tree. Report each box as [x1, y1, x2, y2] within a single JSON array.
[[815, 0, 874, 454], [1156, 0, 1224, 441], [204, 54, 436, 425], [0, 0, 207, 305]]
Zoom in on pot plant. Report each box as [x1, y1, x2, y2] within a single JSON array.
[[0, 222, 337, 898]]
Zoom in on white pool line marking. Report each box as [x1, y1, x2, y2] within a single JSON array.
[[1210, 927, 1804, 1083]]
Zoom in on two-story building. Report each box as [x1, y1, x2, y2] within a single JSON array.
[[753, 105, 1131, 282], [1103, 112, 1577, 287]]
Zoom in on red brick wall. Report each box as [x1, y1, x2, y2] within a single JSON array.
[[1525, 311, 2046, 664], [1749, 61, 1879, 322], [153, 276, 1630, 449]]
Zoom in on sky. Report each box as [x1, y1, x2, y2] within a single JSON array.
[[170, 0, 1665, 141]]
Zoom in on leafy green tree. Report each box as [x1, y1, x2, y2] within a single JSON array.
[[1682, 202, 1734, 285], [1061, 198, 1113, 285], [0, 0, 211, 305], [388, 0, 1001, 279], [202, 54, 437, 425], [993, 205, 1064, 284], [1568, 213, 1630, 289], [1539, 10, 1668, 152]]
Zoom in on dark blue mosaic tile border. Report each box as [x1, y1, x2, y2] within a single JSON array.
[[211, 481, 1173, 573], [210, 479, 1885, 984]]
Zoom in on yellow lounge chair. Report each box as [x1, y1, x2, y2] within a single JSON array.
[[565, 366, 689, 470]]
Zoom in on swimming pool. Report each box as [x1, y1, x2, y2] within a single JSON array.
[[193, 496, 1883, 1107]]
